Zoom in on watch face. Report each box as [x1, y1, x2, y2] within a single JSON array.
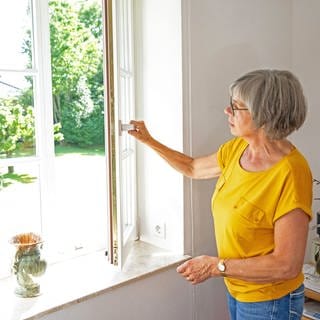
[[218, 261, 226, 272]]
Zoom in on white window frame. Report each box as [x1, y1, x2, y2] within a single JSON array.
[[33, 0, 56, 232], [0, 0, 56, 229], [0, 0, 55, 198], [0, 0, 55, 278], [104, 0, 137, 268]]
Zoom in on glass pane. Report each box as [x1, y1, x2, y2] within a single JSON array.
[[120, 75, 135, 234], [121, 151, 135, 229], [0, 72, 36, 159], [0, 162, 41, 278], [48, 0, 108, 260], [0, 0, 33, 70], [48, 148, 108, 258]]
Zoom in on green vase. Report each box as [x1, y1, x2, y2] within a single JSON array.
[[10, 233, 47, 298]]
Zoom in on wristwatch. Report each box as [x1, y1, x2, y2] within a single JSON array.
[[217, 259, 227, 275]]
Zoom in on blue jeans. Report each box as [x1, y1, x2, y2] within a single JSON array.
[[226, 284, 305, 320]]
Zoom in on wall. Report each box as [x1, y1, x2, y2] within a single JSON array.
[[186, 1, 292, 319], [39, 269, 193, 320], [134, 0, 184, 253], [38, 0, 320, 319], [291, 0, 320, 261]]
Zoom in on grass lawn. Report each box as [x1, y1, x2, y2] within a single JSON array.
[[0, 144, 105, 188], [0, 144, 105, 160], [55, 144, 105, 156], [1, 144, 108, 271]]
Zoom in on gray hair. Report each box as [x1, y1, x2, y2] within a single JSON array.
[[229, 69, 307, 139]]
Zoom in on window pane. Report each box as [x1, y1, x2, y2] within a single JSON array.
[[47, 147, 108, 259], [0, 162, 41, 278], [120, 75, 135, 234], [47, 0, 108, 260], [0, 72, 36, 159], [118, 0, 135, 238], [0, 0, 33, 70], [121, 149, 135, 231], [110, 0, 136, 267]]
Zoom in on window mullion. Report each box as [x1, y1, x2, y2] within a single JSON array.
[[32, 0, 55, 236]]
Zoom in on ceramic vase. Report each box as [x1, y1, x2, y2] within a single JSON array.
[[10, 232, 47, 297]]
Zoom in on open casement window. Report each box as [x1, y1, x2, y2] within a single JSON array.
[[0, 0, 136, 278], [104, 0, 137, 267]]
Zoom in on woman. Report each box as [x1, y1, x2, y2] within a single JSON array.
[[128, 69, 313, 319]]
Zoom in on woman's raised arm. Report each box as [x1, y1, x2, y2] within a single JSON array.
[[128, 120, 221, 179]]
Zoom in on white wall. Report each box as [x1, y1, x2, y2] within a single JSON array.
[[38, 1, 320, 319], [186, 1, 293, 319], [291, 0, 320, 261], [134, 0, 184, 253]]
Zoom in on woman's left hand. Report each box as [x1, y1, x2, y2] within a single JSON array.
[[176, 255, 219, 284]]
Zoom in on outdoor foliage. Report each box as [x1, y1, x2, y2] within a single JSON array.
[[15, 0, 104, 147], [0, 0, 104, 165], [0, 101, 34, 157], [49, 0, 104, 146], [0, 98, 64, 158]]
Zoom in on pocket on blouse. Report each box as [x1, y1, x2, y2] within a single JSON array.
[[232, 197, 272, 255], [234, 197, 265, 225]]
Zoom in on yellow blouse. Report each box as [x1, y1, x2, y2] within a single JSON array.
[[212, 137, 312, 302]]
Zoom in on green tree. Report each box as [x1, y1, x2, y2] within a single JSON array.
[[0, 102, 34, 172], [78, 0, 103, 40], [78, 1, 105, 145], [17, 0, 104, 146], [49, 0, 104, 146]]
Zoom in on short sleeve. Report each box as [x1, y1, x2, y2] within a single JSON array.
[[217, 137, 247, 170], [273, 155, 313, 222]]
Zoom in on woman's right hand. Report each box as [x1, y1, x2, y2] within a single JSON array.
[[127, 120, 220, 179], [128, 120, 153, 145]]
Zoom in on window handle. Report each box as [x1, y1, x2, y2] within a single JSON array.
[[119, 120, 135, 135]]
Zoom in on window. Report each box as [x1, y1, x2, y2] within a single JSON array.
[[0, 0, 137, 277], [0, 0, 53, 278], [0, 0, 185, 283], [105, 0, 137, 266]]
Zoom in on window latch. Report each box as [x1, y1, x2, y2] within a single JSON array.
[[119, 120, 135, 136]]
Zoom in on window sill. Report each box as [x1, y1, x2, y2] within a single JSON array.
[[0, 241, 190, 320]]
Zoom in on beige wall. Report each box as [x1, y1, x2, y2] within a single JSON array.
[[291, 0, 320, 262]]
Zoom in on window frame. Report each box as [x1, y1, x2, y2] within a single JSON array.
[[0, 0, 55, 278], [0, 0, 138, 275], [0, 0, 56, 230], [104, 0, 137, 267]]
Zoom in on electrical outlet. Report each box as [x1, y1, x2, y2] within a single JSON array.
[[153, 222, 166, 239]]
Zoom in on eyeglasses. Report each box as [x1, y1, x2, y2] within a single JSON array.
[[229, 97, 249, 116]]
